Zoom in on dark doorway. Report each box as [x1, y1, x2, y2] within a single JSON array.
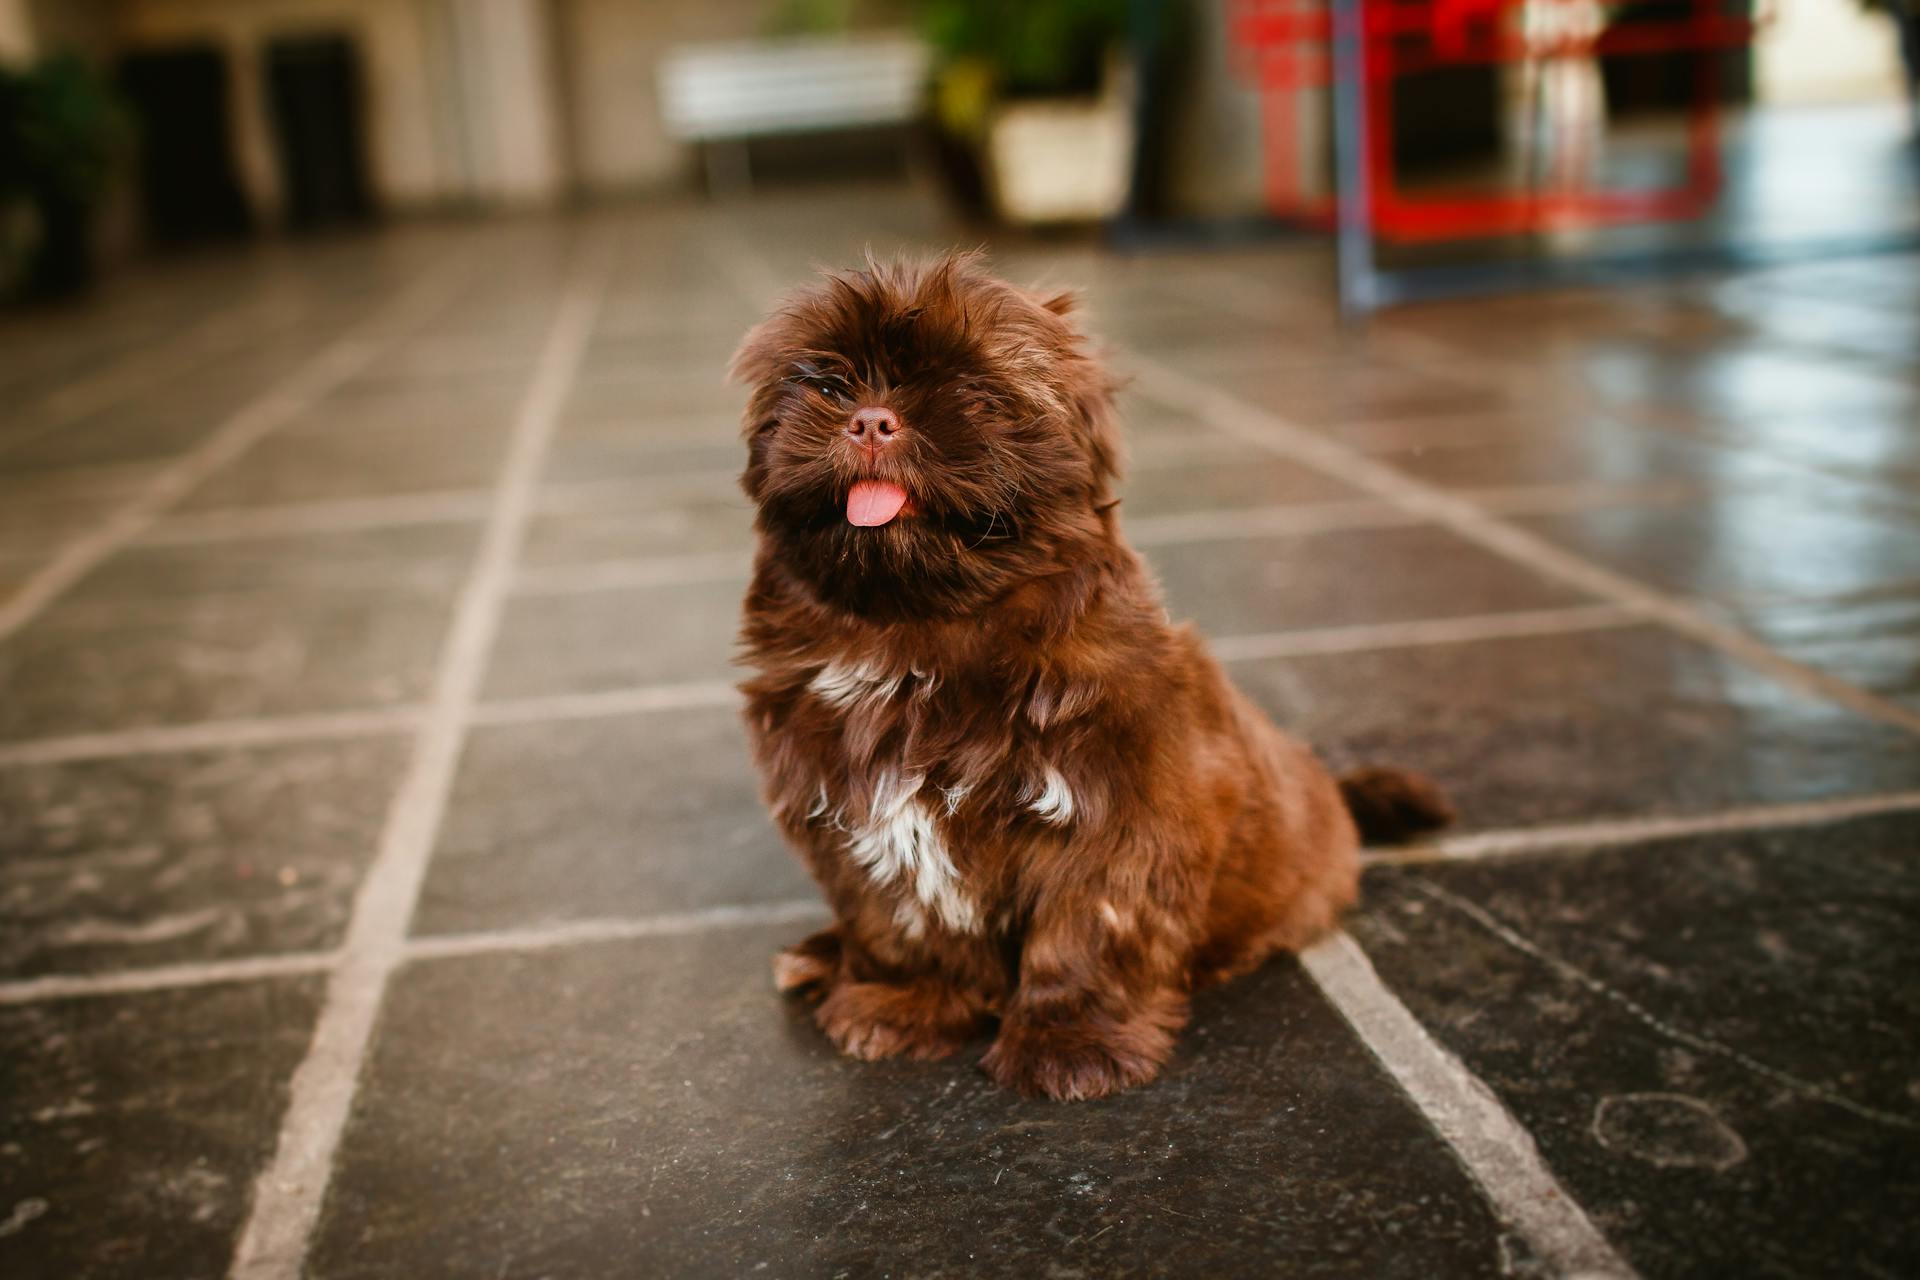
[[265, 34, 374, 231], [117, 44, 254, 245]]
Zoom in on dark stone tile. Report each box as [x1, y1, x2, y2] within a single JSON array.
[[414, 707, 805, 935], [1691, 280, 1920, 363], [482, 577, 744, 700], [0, 383, 268, 473], [1350, 812, 1920, 1279], [1362, 414, 1731, 492], [1231, 624, 1920, 831], [347, 334, 538, 388], [1513, 497, 1920, 604], [1710, 586, 1920, 713], [1094, 310, 1330, 357], [542, 413, 742, 483], [0, 736, 406, 978], [280, 383, 522, 437], [0, 978, 324, 1280], [589, 305, 757, 351], [1151, 523, 1593, 638], [1200, 356, 1517, 427], [580, 325, 754, 367], [1579, 341, 1919, 424], [1744, 254, 1920, 309], [0, 526, 474, 741], [562, 371, 739, 425], [0, 552, 43, 598], [176, 419, 513, 512], [1113, 398, 1234, 444], [1122, 454, 1364, 518], [310, 925, 1514, 1279], [0, 464, 163, 557], [521, 473, 755, 567], [1676, 403, 1920, 489]]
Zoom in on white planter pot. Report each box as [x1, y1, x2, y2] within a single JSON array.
[[985, 67, 1135, 224]]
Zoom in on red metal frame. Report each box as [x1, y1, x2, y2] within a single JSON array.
[[1229, 0, 1765, 242]]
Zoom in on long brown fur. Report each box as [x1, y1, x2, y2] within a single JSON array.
[[731, 253, 1449, 1101]]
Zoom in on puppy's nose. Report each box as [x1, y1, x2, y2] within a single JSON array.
[[845, 407, 901, 451]]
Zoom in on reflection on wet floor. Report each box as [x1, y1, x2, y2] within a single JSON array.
[[2, 190, 1918, 1279]]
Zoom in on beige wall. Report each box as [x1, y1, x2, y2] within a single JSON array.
[[556, 0, 769, 191], [446, 0, 567, 203], [0, 0, 35, 60]]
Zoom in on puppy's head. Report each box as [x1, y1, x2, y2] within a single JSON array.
[[731, 252, 1122, 620]]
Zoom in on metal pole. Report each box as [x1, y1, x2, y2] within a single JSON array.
[[1330, 0, 1379, 317]]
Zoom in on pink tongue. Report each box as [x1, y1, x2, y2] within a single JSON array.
[[847, 480, 909, 527]]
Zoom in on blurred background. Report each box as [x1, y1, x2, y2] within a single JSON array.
[[0, 0, 1914, 303]]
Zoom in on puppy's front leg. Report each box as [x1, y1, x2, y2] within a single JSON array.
[[776, 921, 991, 1062], [983, 876, 1195, 1102]]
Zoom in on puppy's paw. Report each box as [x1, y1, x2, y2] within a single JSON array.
[[772, 928, 842, 997], [815, 980, 985, 1062], [981, 1017, 1171, 1102]]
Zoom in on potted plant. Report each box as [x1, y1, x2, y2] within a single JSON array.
[[917, 0, 1136, 225], [0, 53, 127, 300]]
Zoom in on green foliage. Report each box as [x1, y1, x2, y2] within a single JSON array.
[[915, 0, 1131, 97], [763, 0, 859, 36], [0, 53, 128, 205]]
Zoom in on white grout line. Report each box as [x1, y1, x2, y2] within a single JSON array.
[[0, 708, 421, 769], [138, 471, 751, 550], [469, 679, 741, 727], [1466, 477, 1702, 516], [7, 789, 1916, 1010], [0, 250, 473, 647], [0, 949, 338, 1007], [402, 899, 830, 963], [0, 602, 1624, 768], [229, 229, 614, 1280], [1211, 604, 1645, 663], [504, 480, 1699, 597], [1299, 932, 1638, 1279], [1350, 323, 1920, 524], [141, 492, 496, 547], [1370, 789, 1920, 865], [5, 294, 310, 461], [0, 584, 1830, 768], [0, 572, 1878, 767], [1123, 501, 1424, 546], [1124, 356, 1920, 737]]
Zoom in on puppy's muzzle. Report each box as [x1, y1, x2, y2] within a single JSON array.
[[845, 406, 902, 459]]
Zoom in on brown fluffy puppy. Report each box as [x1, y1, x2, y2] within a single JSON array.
[[731, 253, 1450, 1101]]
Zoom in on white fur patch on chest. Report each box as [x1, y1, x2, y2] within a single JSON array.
[[843, 774, 978, 935], [808, 658, 935, 711], [809, 659, 901, 708], [1024, 765, 1077, 825]]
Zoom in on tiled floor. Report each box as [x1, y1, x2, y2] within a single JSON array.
[[3, 189, 1918, 1280]]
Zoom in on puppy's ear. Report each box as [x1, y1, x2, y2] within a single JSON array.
[[1067, 359, 1126, 502], [1023, 287, 1125, 501], [728, 317, 785, 389], [1004, 284, 1124, 502], [1037, 288, 1078, 317]]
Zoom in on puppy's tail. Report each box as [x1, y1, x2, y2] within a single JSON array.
[[1339, 767, 1454, 846]]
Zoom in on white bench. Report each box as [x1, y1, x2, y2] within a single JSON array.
[[658, 33, 931, 191]]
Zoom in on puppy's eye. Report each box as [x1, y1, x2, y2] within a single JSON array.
[[754, 418, 778, 438], [787, 362, 852, 405]]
